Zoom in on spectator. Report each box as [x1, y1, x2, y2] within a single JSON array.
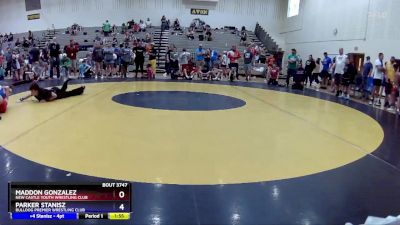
[[243, 47, 254, 81], [133, 41, 145, 78], [145, 33, 153, 43], [102, 20, 111, 36], [332, 48, 347, 97], [164, 46, 173, 77], [204, 49, 211, 69], [120, 43, 133, 78], [132, 23, 140, 33], [341, 58, 357, 100], [293, 60, 304, 90], [161, 15, 168, 30], [94, 34, 102, 43], [169, 52, 180, 79], [139, 20, 146, 32], [28, 30, 33, 41], [321, 52, 332, 89], [267, 63, 280, 86], [148, 43, 157, 74], [228, 45, 241, 81], [361, 56, 373, 100], [173, 19, 181, 31], [121, 23, 127, 34], [5, 48, 13, 78], [0, 65, 5, 81], [92, 42, 104, 79], [22, 37, 30, 49], [179, 48, 191, 77], [8, 33, 13, 42], [370, 53, 385, 106], [147, 64, 155, 80], [48, 38, 61, 79], [186, 28, 195, 40], [210, 49, 218, 68], [311, 58, 321, 87], [60, 54, 72, 79], [12, 50, 21, 81], [395, 64, 400, 114], [205, 28, 212, 41], [304, 55, 316, 87], [29, 44, 40, 76], [40, 47, 49, 78], [14, 38, 21, 47], [145, 18, 152, 28], [287, 48, 299, 87], [221, 51, 230, 79], [103, 42, 115, 77], [65, 39, 79, 77], [240, 30, 247, 46], [210, 55, 223, 81], [79, 58, 93, 79], [384, 56, 397, 110], [195, 44, 205, 70], [113, 43, 122, 77]]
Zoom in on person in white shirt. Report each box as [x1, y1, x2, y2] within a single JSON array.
[[179, 48, 191, 78], [145, 18, 152, 28], [221, 51, 230, 79], [332, 48, 347, 97], [139, 20, 146, 32], [370, 53, 385, 106]]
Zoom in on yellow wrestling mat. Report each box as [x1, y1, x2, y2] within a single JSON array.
[[0, 82, 384, 185]]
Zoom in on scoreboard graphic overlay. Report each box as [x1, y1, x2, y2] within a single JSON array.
[[9, 182, 131, 221]]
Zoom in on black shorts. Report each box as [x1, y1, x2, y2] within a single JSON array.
[[334, 73, 342, 85], [229, 63, 239, 70], [320, 70, 329, 78], [373, 79, 382, 87], [342, 78, 350, 86]]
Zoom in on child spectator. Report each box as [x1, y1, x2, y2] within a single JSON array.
[[147, 64, 155, 80], [79, 58, 93, 79], [200, 64, 211, 80], [267, 64, 280, 86], [60, 54, 72, 79], [182, 60, 195, 80]]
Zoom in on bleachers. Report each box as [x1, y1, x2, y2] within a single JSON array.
[[168, 27, 265, 74], [2, 25, 268, 75]]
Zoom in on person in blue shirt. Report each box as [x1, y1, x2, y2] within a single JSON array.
[[361, 56, 373, 100], [79, 58, 93, 79], [210, 49, 218, 68], [195, 44, 205, 70], [320, 52, 332, 89]]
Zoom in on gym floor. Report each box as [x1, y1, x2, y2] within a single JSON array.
[[0, 79, 399, 225]]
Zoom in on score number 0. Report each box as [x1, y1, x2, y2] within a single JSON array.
[[118, 191, 125, 211]]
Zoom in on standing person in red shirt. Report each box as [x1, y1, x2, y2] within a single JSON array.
[[65, 39, 79, 77], [228, 45, 241, 81]]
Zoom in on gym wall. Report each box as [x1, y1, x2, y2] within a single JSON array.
[[281, 0, 400, 67], [0, 0, 285, 46]]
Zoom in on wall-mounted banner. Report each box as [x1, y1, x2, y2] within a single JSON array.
[[27, 13, 40, 20], [191, 8, 209, 15]]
